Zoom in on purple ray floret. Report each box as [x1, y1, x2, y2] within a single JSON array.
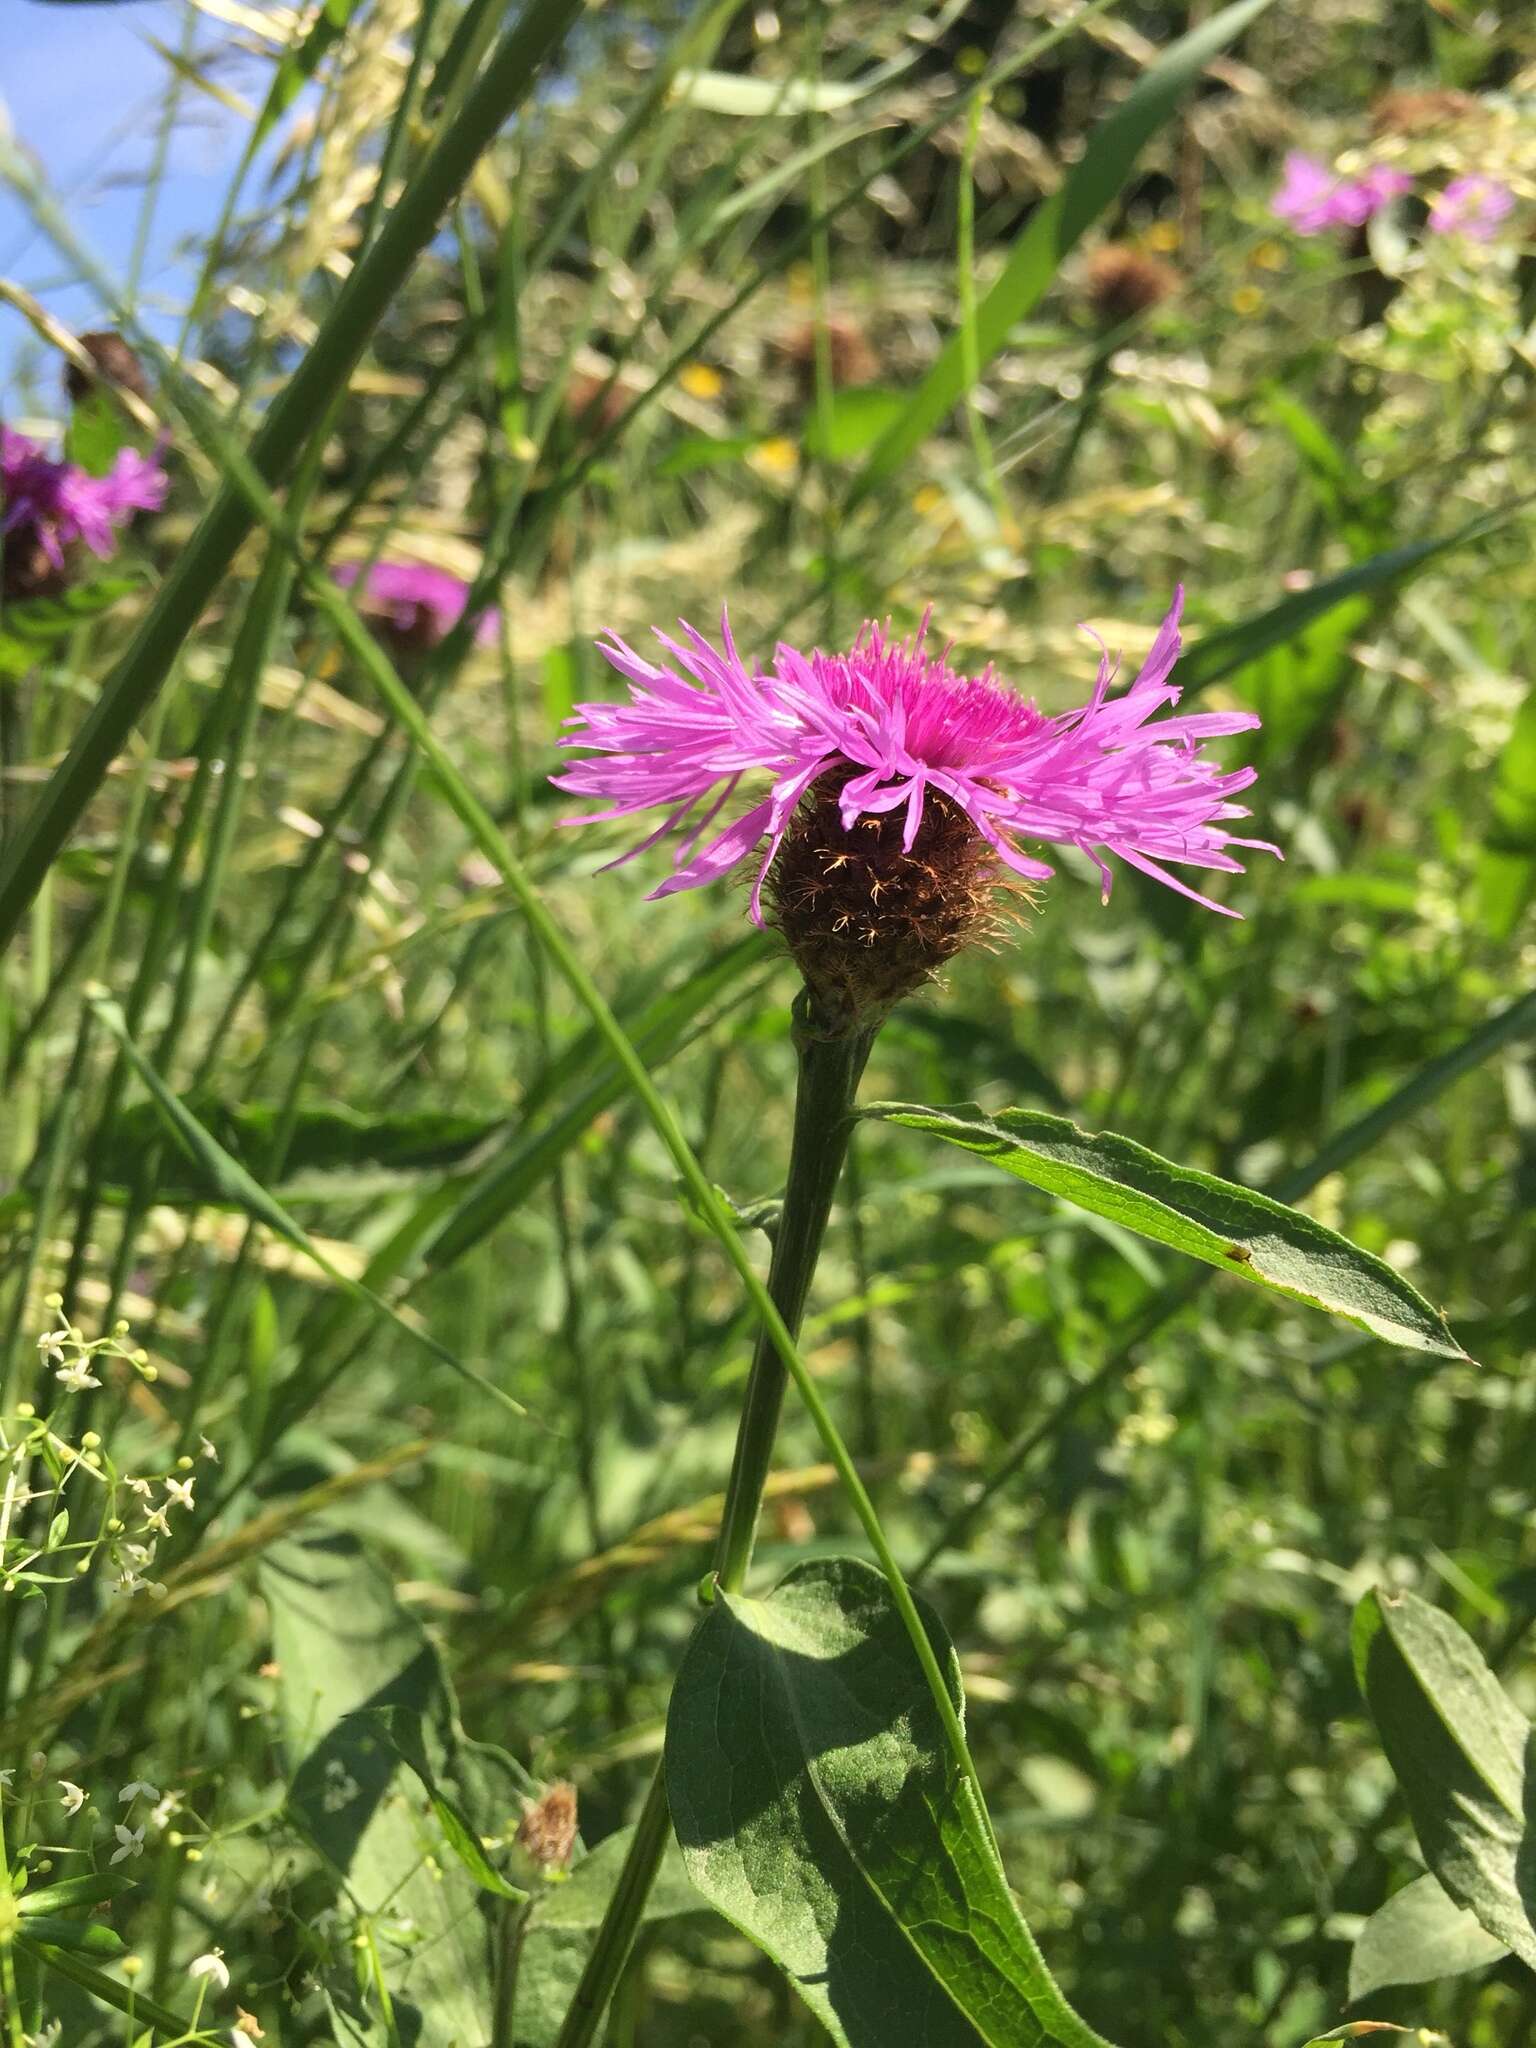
[[1271, 152, 1411, 235], [553, 591, 1276, 921], [333, 559, 500, 645], [1428, 174, 1516, 240], [1, 427, 167, 571]]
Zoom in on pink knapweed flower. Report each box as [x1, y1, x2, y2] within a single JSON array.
[[1, 427, 167, 574], [1271, 152, 1411, 235], [333, 559, 499, 649], [554, 592, 1273, 923], [1428, 174, 1515, 241]]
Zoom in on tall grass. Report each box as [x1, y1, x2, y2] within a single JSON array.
[[1, 1, 1535, 2041]]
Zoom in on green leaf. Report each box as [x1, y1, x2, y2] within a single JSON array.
[[1349, 1873, 1510, 2001], [1354, 1587, 1536, 1968], [255, 0, 364, 144], [656, 431, 763, 478], [362, 1705, 527, 1902], [666, 1556, 1117, 2048], [90, 1097, 501, 1201], [264, 1531, 503, 2044], [864, 1103, 1468, 1359], [14, 1915, 125, 1957], [88, 996, 528, 1421], [62, 390, 130, 477], [17, 1872, 136, 1916], [0, 576, 146, 679], [510, 1828, 704, 2048], [1174, 505, 1530, 704], [802, 387, 909, 463], [673, 68, 874, 115], [848, 0, 1275, 505], [1477, 682, 1536, 938]]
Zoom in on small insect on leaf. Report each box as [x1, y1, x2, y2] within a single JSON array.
[[1224, 1243, 1254, 1263]]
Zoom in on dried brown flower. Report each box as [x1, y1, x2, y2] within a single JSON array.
[[1084, 244, 1179, 328], [516, 1780, 579, 1871]]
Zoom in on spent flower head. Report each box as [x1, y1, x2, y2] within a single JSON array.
[[1271, 152, 1411, 235], [554, 595, 1273, 1026]]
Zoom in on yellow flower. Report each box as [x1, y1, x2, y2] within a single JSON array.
[[679, 363, 724, 402]]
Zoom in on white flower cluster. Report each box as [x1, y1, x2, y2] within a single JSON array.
[[0, 1307, 219, 1602]]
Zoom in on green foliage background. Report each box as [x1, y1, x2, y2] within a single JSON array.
[[2, 0, 1535, 2040]]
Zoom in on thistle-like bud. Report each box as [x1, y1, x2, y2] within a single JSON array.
[[766, 768, 1009, 1035], [66, 332, 151, 406]]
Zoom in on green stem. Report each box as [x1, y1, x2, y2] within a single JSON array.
[[551, 997, 874, 2048], [715, 1006, 873, 1593]]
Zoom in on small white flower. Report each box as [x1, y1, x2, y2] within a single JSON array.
[[36, 1329, 70, 1368], [58, 1780, 86, 1815], [122, 1541, 156, 1568], [0, 1770, 13, 1789], [141, 1505, 172, 1538], [199, 1436, 220, 1464], [109, 1822, 145, 1864], [118, 1779, 159, 1805], [126, 1478, 153, 1500], [149, 1790, 180, 1830], [163, 1476, 195, 1513], [54, 1360, 100, 1394], [188, 1949, 230, 1991], [114, 1570, 145, 1597]]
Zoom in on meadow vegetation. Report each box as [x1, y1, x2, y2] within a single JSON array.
[[1, 1, 1535, 2042]]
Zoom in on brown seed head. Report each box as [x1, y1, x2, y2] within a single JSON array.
[[1369, 87, 1478, 138], [766, 767, 1018, 1035], [516, 1780, 578, 1871], [1084, 245, 1179, 328], [66, 331, 151, 406]]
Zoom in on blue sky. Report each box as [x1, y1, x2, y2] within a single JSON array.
[[1, 0, 248, 406]]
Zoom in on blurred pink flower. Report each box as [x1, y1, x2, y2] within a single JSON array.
[[333, 559, 499, 649], [1428, 174, 1515, 240], [1272, 152, 1411, 235], [0, 427, 167, 572], [553, 593, 1276, 921]]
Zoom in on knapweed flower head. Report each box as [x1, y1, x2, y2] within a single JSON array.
[[1428, 174, 1515, 241], [1271, 152, 1411, 235], [555, 595, 1273, 1028], [1084, 243, 1179, 326], [1, 427, 166, 599], [333, 558, 499, 652]]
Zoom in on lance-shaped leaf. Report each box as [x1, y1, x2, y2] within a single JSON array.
[[666, 1556, 1117, 2048], [1349, 1873, 1509, 2002], [864, 1103, 1467, 1359], [1354, 1587, 1536, 1969]]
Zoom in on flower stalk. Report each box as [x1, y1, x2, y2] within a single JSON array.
[[550, 992, 873, 2048]]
